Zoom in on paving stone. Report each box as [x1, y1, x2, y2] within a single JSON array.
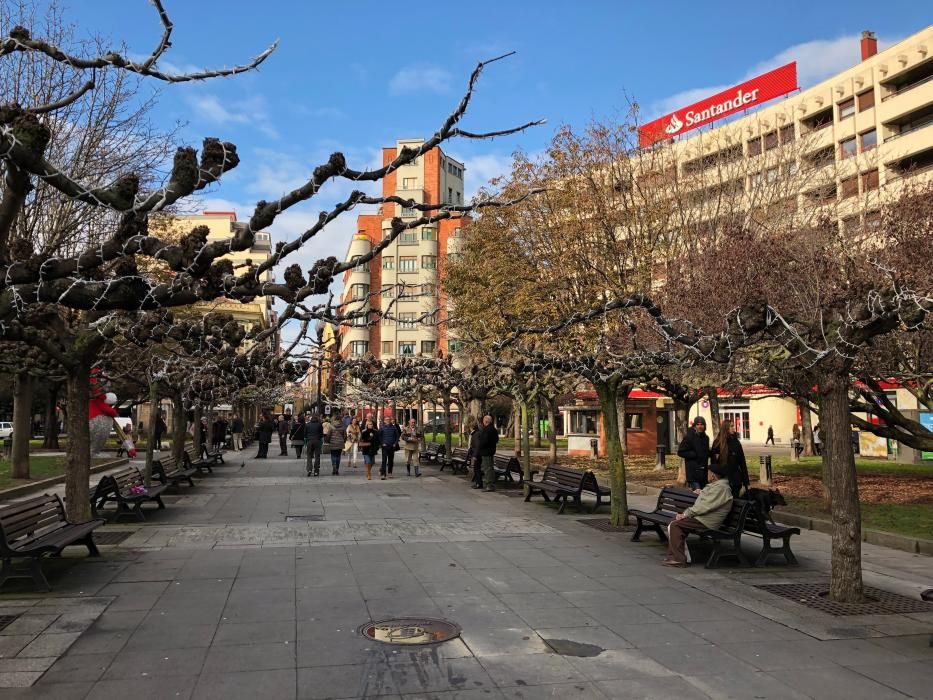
[[854, 660, 933, 698], [17, 632, 81, 658], [202, 641, 295, 673], [89, 675, 198, 699], [478, 652, 586, 687], [766, 665, 911, 699], [37, 652, 113, 683], [191, 668, 296, 700], [0, 657, 56, 673], [460, 627, 550, 656], [213, 620, 296, 646], [297, 663, 399, 699], [390, 656, 497, 695], [596, 675, 714, 699], [0, 671, 45, 687]]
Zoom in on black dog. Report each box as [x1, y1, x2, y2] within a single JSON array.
[[745, 487, 787, 522]]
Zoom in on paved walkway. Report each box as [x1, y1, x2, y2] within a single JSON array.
[[0, 452, 930, 699]]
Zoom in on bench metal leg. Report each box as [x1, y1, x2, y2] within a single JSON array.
[[29, 558, 51, 592], [186, 475, 195, 487], [556, 496, 568, 515], [631, 520, 644, 541], [782, 538, 798, 566], [84, 534, 101, 558], [524, 489, 534, 502], [156, 496, 166, 509]]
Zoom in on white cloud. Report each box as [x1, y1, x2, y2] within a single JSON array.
[[389, 65, 453, 96], [460, 153, 514, 199], [186, 94, 280, 140]]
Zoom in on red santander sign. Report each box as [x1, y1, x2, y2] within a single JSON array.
[[639, 62, 798, 147]]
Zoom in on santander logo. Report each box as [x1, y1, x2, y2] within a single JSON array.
[[665, 114, 684, 135]]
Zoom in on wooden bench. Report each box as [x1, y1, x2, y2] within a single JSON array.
[[201, 442, 225, 465], [184, 447, 213, 474], [153, 455, 196, 488], [516, 460, 609, 514], [0, 494, 105, 591], [93, 467, 167, 522], [419, 442, 444, 463], [493, 453, 539, 484], [445, 447, 471, 473], [741, 505, 800, 567], [627, 486, 753, 568]]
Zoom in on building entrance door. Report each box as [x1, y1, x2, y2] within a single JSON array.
[[722, 406, 751, 440], [657, 411, 672, 452]]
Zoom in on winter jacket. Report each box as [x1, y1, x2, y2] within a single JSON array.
[[231, 418, 244, 433], [709, 434, 750, 497], [379, 423, 401, 447], [329, 423, 347, 450], [278, 419, 291, 437], [466, 428, 481, 463], [683, 479, 734, 530], [289, 421, 306, 443], [305, 419, 324, 444], [677, 427, 710, 486], [477, 424, 499, 457], [256, 418, 275, 444], [359, 427, 379, 456]]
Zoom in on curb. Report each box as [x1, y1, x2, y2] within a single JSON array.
[[0, 458, 130, 502], [627, 481, 933, 556]]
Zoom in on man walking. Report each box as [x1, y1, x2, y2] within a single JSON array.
[[477, 415, 499, 492], [255, 411, 275, 459], [305, 415, 324, 476], [677, 417, 710, 490], [664, 469, 733, 567], [278, 414, 291, 456], [766, 425, 775, 445], [230, 413, 244, 451], [379, 415, 402, 480], [402, 418, 422, 477]]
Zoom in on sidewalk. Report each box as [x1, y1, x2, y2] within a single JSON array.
[[0, 452, 929, 698]]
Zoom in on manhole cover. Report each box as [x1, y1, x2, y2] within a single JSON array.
[[577, 519, 630, 533], [754, 582, 933, 616], [359, 617, 461, 645], [285, 515, 325, 522], [93, 530, 136, 545], [0, 615, 20, 632]]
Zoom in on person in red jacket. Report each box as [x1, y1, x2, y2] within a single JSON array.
[[89, 373, 119, 456]]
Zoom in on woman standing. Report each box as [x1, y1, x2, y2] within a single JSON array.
[[346, 417, 361, 468], [255, 411, 275, 459], [710, 420, 750, 497], [328, 419, 347, 475], [290, 414, 306, 459], [467, 420, 483, 489], [359, 418, 378, 480]]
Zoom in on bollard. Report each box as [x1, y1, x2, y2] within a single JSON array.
[[656, 445, 667, 468], [759, 455, 772, 486]]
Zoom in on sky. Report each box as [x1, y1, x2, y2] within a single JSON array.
[[39, 0, 932, 324]]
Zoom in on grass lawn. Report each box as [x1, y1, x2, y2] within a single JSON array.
[[417, 432, 568, 451], [0, 455, 113, 491], [784, 496, 933, 541], [770, 455, 932, 478]]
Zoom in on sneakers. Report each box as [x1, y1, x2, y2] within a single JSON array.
[[484, 486, 495, 492], [661, 559, 686, 568]]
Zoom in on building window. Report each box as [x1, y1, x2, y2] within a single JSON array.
[[399, 256, 416, 273], [400, 206, 416, 218], [381, 316, 394, 326], [856, 89, 875, 112], [448, 339, 465, 354], [861, 169, 879, 191], [764, 131, 778, 151], [783, 161, 799, 177], [421, 341, 436, 355], [421, 255, 437, 270], [865, 211, 881, 229], [350, 255, 369, 272], [765, 167, 779, 183], [349, 283, 369, 300], [456, 191, 462, 204], [779, 124, 795, 144], [840, 175, 859, 199], [625, 413, 644, 431], [860, 128, 877, 152], [399, 284, 419, 299], [382, 257, 395, 270], [402, 177, 418, 189], [350, 314, 368, 327], [453, 227, 462, 237], [381, 341, 393, 355], [447, 187, 453, 204], [838, 97, 855, 120], [421, 228, 437, 241], [421, 283, 436, 296], [349, 341, 369, 357], [569, 411, 598, 435], [839, 136, 857, 159], [399, 313, 417, 329], [447, 253, 461, 264], [382, 286, 395, 299], [400, 230, 418, 244], [398, 341, 416, 356], [747, 137, 762, 157]]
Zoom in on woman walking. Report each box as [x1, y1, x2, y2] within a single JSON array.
[[360, 418, 378, 480], [328, 419, 347, 475], [710, 419, 750, 497], [346, 417, 361, 467], [290, 414, 306, 459]]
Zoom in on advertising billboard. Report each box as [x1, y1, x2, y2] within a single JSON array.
[[921, 412, 933, 460]]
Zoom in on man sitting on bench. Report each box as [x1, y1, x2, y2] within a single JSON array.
[[664, 467, 733, 568]]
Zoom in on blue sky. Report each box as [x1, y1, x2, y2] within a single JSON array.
[[49, 1, 931, 294]]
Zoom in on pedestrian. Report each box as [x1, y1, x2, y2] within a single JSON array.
[[328, 418, 346, 475], [305, 415, 324, 476], [218, 415, 229, 450], [677, 416, 710, 490], [663, 469, 734, 567], [255, 411, 275, 459], [230, 413, 244, 451], [467, 420, 483, 489], [401, 418, 422, 477], [199, 417, 208, 453], [813, 425, 822, 456], [710, 420, 750, 498], [278, 414, 291, 456], [477, 415, 499, 492], [346, 417, 361, 467], [154, 412, 166, 451], [342, 411, 353, 431], [792, 423, 803, 459], [379, 414, 402, 480], [360, 418, 378, 480], [290, 414, 306, 459], [766, 425, 775, 445]]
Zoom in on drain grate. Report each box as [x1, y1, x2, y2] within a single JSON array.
[[285, 515, 325, 522], [0, 615, 20, 632], [754, 582, 933, 616], [93, 530, 135, 545], [385, 493, 411, 498], [577, 519, 630, 533], [360, 617, 461, 645]]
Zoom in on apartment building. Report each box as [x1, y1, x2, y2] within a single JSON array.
[[341, 139, 467, 362]]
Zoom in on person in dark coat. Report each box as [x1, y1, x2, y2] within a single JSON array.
[[153, 412, 166, 451], [677, 416, 710, 490], [477, 415, 499, 492], [277, 414, 292, 456], [230, 414, 244, 451], [305, 415, 324, 476], [709, 420, 750, 497], [359, 419, 379, 480], [378, 415, 402, 480], [328, 420, 347, 475], [255, 411, 275, 459], [290, 414, 306, 459], [466, 420, 483, 489]]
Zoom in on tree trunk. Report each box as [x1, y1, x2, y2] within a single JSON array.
[[596, 380, 627, 525], [820, 372, 863, 603], [192, 405, 203, 455], [521, 401, 532, 482], [533, 400, 542, 448], [205, 406, 214, 450], [171, 392, 186, 464], [513, 402, 521, 457], [42, 382, 61, 450], [64, 361, 92, 522], [144, 382, 158, 488], [547, 396, 558, 463], [11, 372, 33, 479], [615, 390, 628, 455], [706, 387, 721, 437], [797, 396, 814, 457], [442, 389, 453, 457]]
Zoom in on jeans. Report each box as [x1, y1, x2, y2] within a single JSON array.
[[380, 446, 395, 476], [257, 441, 269, 458], [471, 457, 483, 488], [279, 434, 288, 455], [293, 443, 303, 459], [330, 449, 342, 473], [687, 481, 703, 491], [481, 455, 494, 487], [349, 443, 358, 466], [232, 432, 242, 450], [306, 440, 321, 474]]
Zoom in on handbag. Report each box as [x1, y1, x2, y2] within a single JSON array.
[[321, 441, 331, 454], [344, 440, 352, 452]]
